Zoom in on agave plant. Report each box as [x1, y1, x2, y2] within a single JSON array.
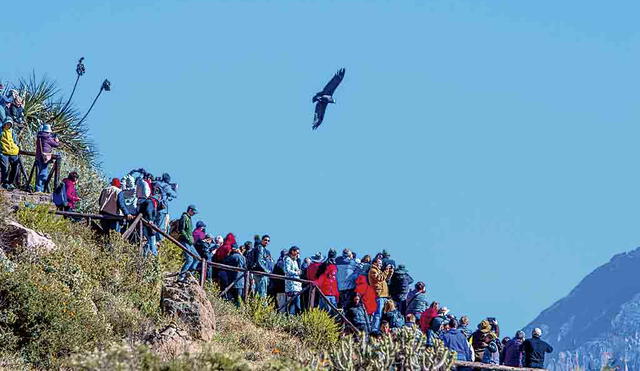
[[18, 74, 97, 159]]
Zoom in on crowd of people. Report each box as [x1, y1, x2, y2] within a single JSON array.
[[0, 92, 552, 368], [50, 166, 556, 369]]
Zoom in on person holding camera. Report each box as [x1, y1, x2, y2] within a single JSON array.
[[35, 123, 60, 192], [368, 257, 394, 332]]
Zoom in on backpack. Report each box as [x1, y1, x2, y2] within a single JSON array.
[[52, 182, 68, 207], [168, 219, 181, 240]]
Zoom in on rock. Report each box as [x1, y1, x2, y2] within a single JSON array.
[[3, 220, 56, 253], [145, 323, 199, 358], [160, 275, 216, 341]]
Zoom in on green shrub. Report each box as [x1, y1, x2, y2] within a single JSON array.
[[290, 308, 340, 350], [15, 204, 71, 236]]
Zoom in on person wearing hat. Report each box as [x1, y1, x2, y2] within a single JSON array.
[[192, 220, 207, 244], [388, 264, 414, 315], [305, 252, 324, 282], [34, 123, 60, 192], [178, 204, 199, 281], [98, 178, 122, 232], [0, 117, 20, 190], [503, 330, 526, 367], [522, 328, 553, 368]]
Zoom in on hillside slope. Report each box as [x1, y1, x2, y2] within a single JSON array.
[[524, 247, 640, 370]]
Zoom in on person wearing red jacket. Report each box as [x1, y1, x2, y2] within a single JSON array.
[[354, 275, 377, 316], [315, 264, 339, 312], [420, 301, 440, 333]]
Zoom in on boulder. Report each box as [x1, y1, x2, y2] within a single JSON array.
[[3, 220, 56, 253], [145, 323, 199, 358], [160, 275, 216, 341]]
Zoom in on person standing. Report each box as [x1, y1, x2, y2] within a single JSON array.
[[192, 221, 206, 243], [388, 264, 414, 315], [315, 264, 339, 313], [98, 178, 122, 232], [0, 118, 20, 190], [503, 331, 526, 367], [252, 235, 272, 298], [34, 123, 59, 192], [222, 243, 247, 307], [177, 205, 199, 281], [440, 318, 473, 370], [283, 246, 302, 315], [368, 258, 394, 332], [523, 328, 553, 369], [335, 248, 359, 308], [405, 282, 429, 320]]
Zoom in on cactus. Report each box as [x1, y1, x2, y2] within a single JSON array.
[[323, 328, 456, 370]]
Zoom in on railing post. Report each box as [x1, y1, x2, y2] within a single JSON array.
[[200, 258, 206, 287], [243, 268, 251, 302], [54, 157, 60, 190], [309, 285, 316, 310], [138, 219, 144, 255]]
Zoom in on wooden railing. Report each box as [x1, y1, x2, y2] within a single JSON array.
[[13, 150, 62, 193], [52, 210, 547, 370], [53, 210, 359, 332]]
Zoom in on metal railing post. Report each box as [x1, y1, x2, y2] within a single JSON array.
[[200, 258, 207, 287]]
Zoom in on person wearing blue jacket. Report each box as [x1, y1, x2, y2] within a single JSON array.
[[345, 294, 368, 333], [222, 244, 247, 307], [153, 173, 177, 238], [252, 235, 272, 298], [335, 248, 360, 308], [440, 318, 473, 370], [405, 282, 429, 320]]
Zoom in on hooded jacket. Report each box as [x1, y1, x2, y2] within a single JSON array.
[[354, 275, 377, 315], [315, 264, 340, 299], [368, 264, 392, 298], [214, 233, 236, 262], [441, 328, 473, 361], [35, 131, 59, 163], [389, 269, 414, 302], [335, 255, 359, 291], [406, 289, 429, 316], [62, 178, 80, 209]]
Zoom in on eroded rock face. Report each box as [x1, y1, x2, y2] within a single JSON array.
[[145, 323, 199, 358], [160, 275, 216, 341], [3, 220, 56, 253]]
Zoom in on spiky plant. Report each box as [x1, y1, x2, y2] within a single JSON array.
[[0, 74, 106, 212], [18, 74, 97, 159]]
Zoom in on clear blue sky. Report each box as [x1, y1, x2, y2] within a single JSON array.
[[3, 0, 640, 337]]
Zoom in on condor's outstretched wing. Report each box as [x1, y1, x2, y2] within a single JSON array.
[[312, 101, 328, 130], [312, 68, 346, 102]]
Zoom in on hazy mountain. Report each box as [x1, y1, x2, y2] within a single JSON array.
[[524, 247, 640, 370]]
